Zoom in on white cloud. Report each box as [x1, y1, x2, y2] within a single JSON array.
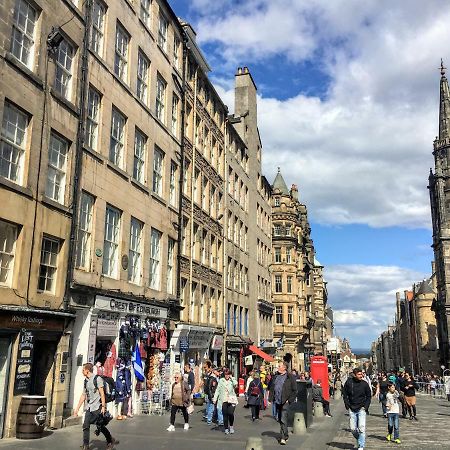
[[188, 0, 450, 228]]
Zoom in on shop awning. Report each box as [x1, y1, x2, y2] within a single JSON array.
[[249, 345, 275, 362]]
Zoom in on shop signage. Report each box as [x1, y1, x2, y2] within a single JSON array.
[[210, 335, 223, 351], [179, 336, 189, 352], [188, 330, 213, 349], [0, 312, 65, 331], [97, 312, 120, 337], [34, 405, 47, 426], [87, 316, 97, 364], [95, 295, 167, 319], [13, 329, 35, 395]]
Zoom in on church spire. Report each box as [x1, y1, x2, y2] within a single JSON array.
[[439, 59, 450, 140]]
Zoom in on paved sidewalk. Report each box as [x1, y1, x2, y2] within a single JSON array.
[[327, 393, 450, 449]]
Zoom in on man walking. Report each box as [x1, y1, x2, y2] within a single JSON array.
[[268, 361, 297, 445], [74, 363, 118, 450], [342, 367, 372, 450], [203, 360, 215, 424]]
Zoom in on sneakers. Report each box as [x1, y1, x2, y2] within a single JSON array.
[[386, 434, 391, 441], [394, 439, 401, 444], [167, 425, 175, 432], [280, 439, 286, 445], [229, 426, 235, 434], [184, 423, 189, 430], [224, 429, 230, 435]]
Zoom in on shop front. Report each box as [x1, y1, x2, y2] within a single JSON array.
[[225, 336, 250, 379], [69, 295, 170, 418], [0, 306, 73, 438]]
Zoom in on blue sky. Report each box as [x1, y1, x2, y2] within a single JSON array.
[[169, 0, 450, 348]]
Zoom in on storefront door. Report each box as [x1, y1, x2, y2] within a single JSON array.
[[0, 337, 12, 438]]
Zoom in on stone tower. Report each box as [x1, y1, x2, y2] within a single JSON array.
[[429, 61, 450, 368]]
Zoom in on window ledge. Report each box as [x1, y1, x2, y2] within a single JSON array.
[[112, 72, 134, 97], [82, 146, 105, 163], [4, 52, 44, 89], [41, 196, 73, 215], [106, 161, 129, 181], [139, 18, 156, 41], [156, 44, 171, 65], [130, 178, 149, 194], [168, 204, 179, 214], [151, 192, 167, 206], [0, 176, 33, 199], [50, 88, 79, 116]]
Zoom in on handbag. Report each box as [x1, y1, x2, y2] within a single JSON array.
[[187, 404, 194, 414]]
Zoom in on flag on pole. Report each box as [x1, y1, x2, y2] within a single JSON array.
[[132, 342, 145, 382]]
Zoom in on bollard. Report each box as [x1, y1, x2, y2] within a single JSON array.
[[293, 412, 307, 435], [245, 436, 263, 450], [313, 401, 324, 418]]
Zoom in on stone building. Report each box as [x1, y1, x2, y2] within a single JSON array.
[[429, 62, 450, 369], [270, 170, 324, 371]]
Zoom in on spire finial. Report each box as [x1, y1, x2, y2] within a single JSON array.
[[277, 166, 280, 173], [440, 58, 447, 77]]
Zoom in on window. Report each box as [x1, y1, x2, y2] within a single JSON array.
[[181, 217, 188, 255], [273, 225, 282, 236], [183, 158, 190, 194], [109, 107, 126, 167], [46, 133, 68, 204], [140, 0, 151, 26], [227, 303, 231, 333], [137, 50, 149, 104], [169, 161, 177, 207], [54, 39, 74, 99], [114, 24, 129, 81], [11, 0, 37, 67], [103, 205, 121, 278], [287, 276, 293, 293], [173, 37, 180, 70], [167, 237, 175, 294], [274, 247, 281, 263], [91, 0, 106, 56], [244, 309, 248, 335], [152, 147, 164, 196], [76, 192, 94, 269], [1, 102, 28, 184], [274, 197, 280, 207], [128, 218, 143, 284], [285, 225, 291, 237], [288, 306, 293, 325], [275, 306, 283, 325], [233, 305, 237, 334], [171, 94, 179, 136], [149, 228, 161, 290], [38, 236, 59, 292], [133, 129, 146, 183], [156, 75, 166, 123], [158, 14, 168, 51], [275, 275, 282, 293], [286, 247, 291, 264], [0, 220, 18, 286], [86, 87, 100, 150]]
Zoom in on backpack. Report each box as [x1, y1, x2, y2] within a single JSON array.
[[250, 382, 261, 397], [85, 375, 116, 403]]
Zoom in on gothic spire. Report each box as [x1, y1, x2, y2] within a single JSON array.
[[439, 59, 450, 140]]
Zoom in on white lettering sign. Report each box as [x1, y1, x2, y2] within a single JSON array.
[[95, 296, 168, 319]]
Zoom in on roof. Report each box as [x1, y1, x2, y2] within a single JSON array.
[[416, 278, 434, 295], [272, 168, 289, 195]]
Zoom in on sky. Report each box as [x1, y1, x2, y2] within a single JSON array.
[[168, 0, 450, 349]]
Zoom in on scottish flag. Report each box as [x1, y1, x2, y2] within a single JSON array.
[[132, 342, 145, 382]]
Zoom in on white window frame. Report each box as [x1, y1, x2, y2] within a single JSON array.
[[76, 191, 94, 270], [171, 94, 179, 137], [140, 0, 151, 27], [275, 306, 283, 325], [149, 228, 161, 290], [0, 102, 28, 185], [11, 0, 37, 68], [274, 247, 281, 263], [46, 132, 68, 204], [137, 50, 150, 104], [128, 217, 143, 284], [157, 13, 168, 52], [54, 39, 74, 100], [173, 36, 180, 70], [38, 236, 59, 293], [287, 276, 293, 294], [167, 237, 175, 295], [133, 128, 146, 184], [156, 75, 166, 123], [109, 107, 126, 168], [288, 306, 294, 325], [102, 205, 121, 278], [169, 160, 177, 207], [114, 23, 129, 82], [275, 275, 282, 293], [91, 0, 106, 56], [86, 86, 101, 151], [0, 220, 18, 287], [152, 147, 164, 196]]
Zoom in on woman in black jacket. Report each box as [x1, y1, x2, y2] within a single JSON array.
[[402, 373, 419, 420], [247, 372, 264, 421]]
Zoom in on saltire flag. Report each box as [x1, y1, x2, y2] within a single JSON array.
[[132, 342, 145, 382]]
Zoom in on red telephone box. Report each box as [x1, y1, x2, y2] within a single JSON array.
[[310, 355, 330, 401]]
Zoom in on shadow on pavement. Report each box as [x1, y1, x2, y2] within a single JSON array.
[[367, 433, 388, 441], [326, 442, 354, 449]]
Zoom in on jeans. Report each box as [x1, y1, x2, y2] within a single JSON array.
[[83, 409, 112, 446], [276, 403, 290, 440], [272, 401, 277, 417], [170, 405, 189, 425], [349, 408, 366, 448], [222, 402, 236, 429], [379, 393, 387, 415], [388, 413, 399, 440], [205, 398, 214, 423]]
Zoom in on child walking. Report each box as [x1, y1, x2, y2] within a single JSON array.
[[386, 382, 401, 444]]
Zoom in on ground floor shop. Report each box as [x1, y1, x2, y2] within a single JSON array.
[[0, 307, 73, 438]]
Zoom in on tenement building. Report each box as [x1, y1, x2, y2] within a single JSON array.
[[270, 170, 326, 371], [429, 62, 450, 369]]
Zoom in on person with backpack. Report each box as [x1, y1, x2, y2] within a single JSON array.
[[247, 372, 264, 421], [203, 360, 216, 425], [74, 363, 118, 450]]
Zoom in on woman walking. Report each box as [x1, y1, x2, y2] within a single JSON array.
[[376, 373, 389, 418], [213, 368, 238, 434], [167, 372, 191, 431], [247, 372, 264, 421], [402, 373, 419, 420]]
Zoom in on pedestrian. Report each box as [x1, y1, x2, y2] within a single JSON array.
[[386, 382, 401, 443], [376, 373, 389, 417], [430, 377, 437, 397], [213, 368, 238, 434], [211, 367, 223, 426], [268, 361, 297, 446], [247, 372, 264, 421], [342, 367, 372, 450], [184, 363, 195, 393], [202, 360, 215, 424], [167, 372, 191, 431], [312, 379, 332, 417], [74, 363, 118, 450], [402, 373, 418, 420], [244, 370, 255, 408]]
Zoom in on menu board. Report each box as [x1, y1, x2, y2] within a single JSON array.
[[14, 329, 35, 395]]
